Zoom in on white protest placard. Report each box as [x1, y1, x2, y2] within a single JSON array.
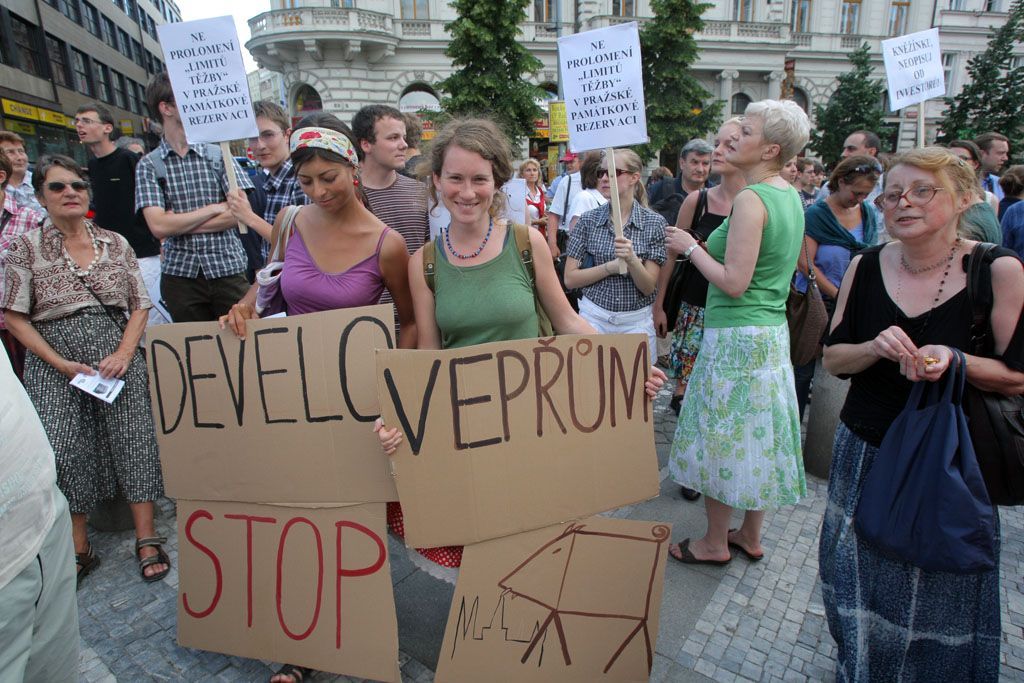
[[881, 28, 945, 111], [557, 23, 648, 153], [157, 16, 259, 143], [501, 178, 528, 225]]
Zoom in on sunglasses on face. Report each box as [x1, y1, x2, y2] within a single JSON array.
[[597, 169, 630, 178], [46, 180, 90, 192]]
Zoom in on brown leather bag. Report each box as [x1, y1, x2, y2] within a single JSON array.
[[786, 236, 829, 366]]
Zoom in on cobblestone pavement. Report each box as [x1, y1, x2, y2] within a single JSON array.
[[77, 388, 1024, 682]]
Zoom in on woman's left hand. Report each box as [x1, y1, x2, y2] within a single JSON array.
[[664, 225, 697, 254], [614, 236, 638, 264], [98, 349, 133, 379], [645, 366, 667, 400], [899, 344, 954, 382]]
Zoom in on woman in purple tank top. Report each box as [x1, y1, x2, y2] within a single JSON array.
[[220, 114, 416, 349]]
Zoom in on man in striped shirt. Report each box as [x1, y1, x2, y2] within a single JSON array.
[[352, 105, 430, 308]]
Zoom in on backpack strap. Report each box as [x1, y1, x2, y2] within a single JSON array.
[[690, 189, 709, 231], [512, 222, 536, 284], [422, 236, 437, 293], [202, 143, 229, 196], [145, 149, 171, 211], [269, 206, 300, 262], [966, 242, 999, 355]]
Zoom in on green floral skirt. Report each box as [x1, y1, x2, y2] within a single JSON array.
[[669, 323, 805, 510]]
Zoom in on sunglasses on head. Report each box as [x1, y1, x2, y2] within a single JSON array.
[[597, 168, 630, 178], [46, 180, 90, 192]]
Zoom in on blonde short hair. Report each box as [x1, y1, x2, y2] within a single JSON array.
[[884, 146, 978, 201], [743, 99, 810, 165], [519, 158, 541, 177]]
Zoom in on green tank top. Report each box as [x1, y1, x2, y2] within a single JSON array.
[[433, 227, 540, 349], [704, 183, 804, 328]]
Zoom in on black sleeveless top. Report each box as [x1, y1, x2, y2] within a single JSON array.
[[679, 206, 728, 307], [826, 244, 1024, 446]]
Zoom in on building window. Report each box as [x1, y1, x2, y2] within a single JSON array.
[[399, 83, 441, 112], [95, 63, 112, 102], [71, 48, 93, 95], [942, 52, 955, 87], [56, 0, 82, 23], [10, 14, 45, 77], [792, 87, 809, 112], [840, 0, 861, 33], [791, 0, 811, 31], [100, 16, 116, 47], [82, 2, 100, 35], [128, 80, 142, 114], [112, 70, 127, 109], [117, 27, 131, 55], [400, 0, 428, 18], [732, 92, 752, 115], [534, 0, 554, 21], [949, 0, 964, 8], [734, 0, 753, 21], [329, 0, 355, 6], [611, 0, 635, 15], [113, 0, 124, 11], [888, 0, 909, 35], [45, 34, 71, 87], [984, 0, 1003, 10], [131, 39, 144, 67]]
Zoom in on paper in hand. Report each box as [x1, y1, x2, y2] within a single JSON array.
[[70, 372, 125, 403]]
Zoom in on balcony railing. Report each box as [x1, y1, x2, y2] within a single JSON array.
[[248, 7, 395, 38]]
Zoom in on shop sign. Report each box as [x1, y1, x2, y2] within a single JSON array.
[[38, 109, 68, 126], [6, 121, 36, 136], [2, 99, 39, 121], [120, 119, 135, 134], [532, 115, 549, 139], [548, 101, 569, 143]]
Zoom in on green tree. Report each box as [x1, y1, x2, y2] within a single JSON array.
[[809, 44, 890, 166], [437, 0, 544, 140], [638, 0, 722, 162], [937, 0, 1024, 144]]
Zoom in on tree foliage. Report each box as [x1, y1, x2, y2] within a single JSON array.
[[437, 0, 544, 141], [809, 44, 890, 166], [937, 0, 1024, 144], [638, 0, 722, 162]]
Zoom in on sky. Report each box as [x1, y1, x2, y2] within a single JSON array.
[[172, 0, 263, 72]]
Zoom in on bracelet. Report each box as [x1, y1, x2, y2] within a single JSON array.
[[682, 244, 700, 261]]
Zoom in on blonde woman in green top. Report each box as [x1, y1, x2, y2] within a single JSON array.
[[663, 100, 810, 566]]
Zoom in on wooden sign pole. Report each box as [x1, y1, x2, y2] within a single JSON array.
[[220, 140, 247, 234], [917, 102, 926, 147], [604, 147, 627, 274]]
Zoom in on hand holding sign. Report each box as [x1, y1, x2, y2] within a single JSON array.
[[157, 16, 258, 233]]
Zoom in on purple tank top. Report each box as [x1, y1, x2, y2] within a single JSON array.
[[279, 226, 389, 316]]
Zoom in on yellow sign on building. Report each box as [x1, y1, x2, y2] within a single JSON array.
[[120, 119, 134, 134], [38, 109, 68, 126], [6, 121, 36, 136], [548, 101, 569, 143], [2, 99, 39, 121]]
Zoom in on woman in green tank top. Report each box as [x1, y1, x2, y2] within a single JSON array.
[[663, 100, 810, 567]]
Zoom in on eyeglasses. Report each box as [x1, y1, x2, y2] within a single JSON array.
[[874, 185, 944, 210], [46, 180, 90, 193], [597, 169, 630, 178], [73, 117, 102, 126], [248, 130, 283, 144]]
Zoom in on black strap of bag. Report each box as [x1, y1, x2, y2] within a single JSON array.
[[661, 189, 709, 330], [964, 242, 1024, 505]]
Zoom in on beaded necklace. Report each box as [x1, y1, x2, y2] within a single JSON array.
[[62, 223, 101, 277], [444, 219, 493, 260], [894, 237, 962, 330]]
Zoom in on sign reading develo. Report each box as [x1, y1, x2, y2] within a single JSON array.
[[881, 28, 945, 111]]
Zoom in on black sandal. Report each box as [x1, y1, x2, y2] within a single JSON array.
[[135, 536, 171, 583], [272, 664, 312, 682], [76, 543, 101, 588]]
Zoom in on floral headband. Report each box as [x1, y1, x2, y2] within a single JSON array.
[[289, 127, 360, 168]]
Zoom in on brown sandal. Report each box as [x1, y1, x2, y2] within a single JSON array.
[[76, 543, 101, 588], [135, 536, 171, 583]]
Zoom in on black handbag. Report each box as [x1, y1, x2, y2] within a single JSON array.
[[661, 189, 708, 330], [964, 242, 1024, 506]]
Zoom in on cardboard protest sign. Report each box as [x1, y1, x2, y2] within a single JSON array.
[[147, 306, 398, 504], [375, 334, 660, 547], [177, 500, 400, 682], [436, 517, 672, 683], [882, 28, 944, 111], [558, 23, 648, 153], [156, 16, 259, 143]]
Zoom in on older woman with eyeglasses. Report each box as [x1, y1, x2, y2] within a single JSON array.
[[819, 146, 1024, 682], [2, 155, 167, 586]]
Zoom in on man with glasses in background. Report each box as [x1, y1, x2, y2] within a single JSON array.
[[77, 103, 169, 326]]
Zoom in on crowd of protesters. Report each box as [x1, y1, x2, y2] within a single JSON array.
[[1, 69, 1022, 683]]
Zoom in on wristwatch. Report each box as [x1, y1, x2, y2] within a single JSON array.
[[681, 244, 700, 261]]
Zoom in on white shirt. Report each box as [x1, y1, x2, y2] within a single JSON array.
[[549, 172, 582, 226], [6, 170, 44, 214], [0, 351, 57, 591], [567, 188, 608, 228]]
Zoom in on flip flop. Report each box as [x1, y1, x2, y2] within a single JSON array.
[[670, 539, 732, 566], [727, 528, 764, 562]]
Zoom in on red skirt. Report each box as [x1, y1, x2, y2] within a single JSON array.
[[386, 501, 463, 568]]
